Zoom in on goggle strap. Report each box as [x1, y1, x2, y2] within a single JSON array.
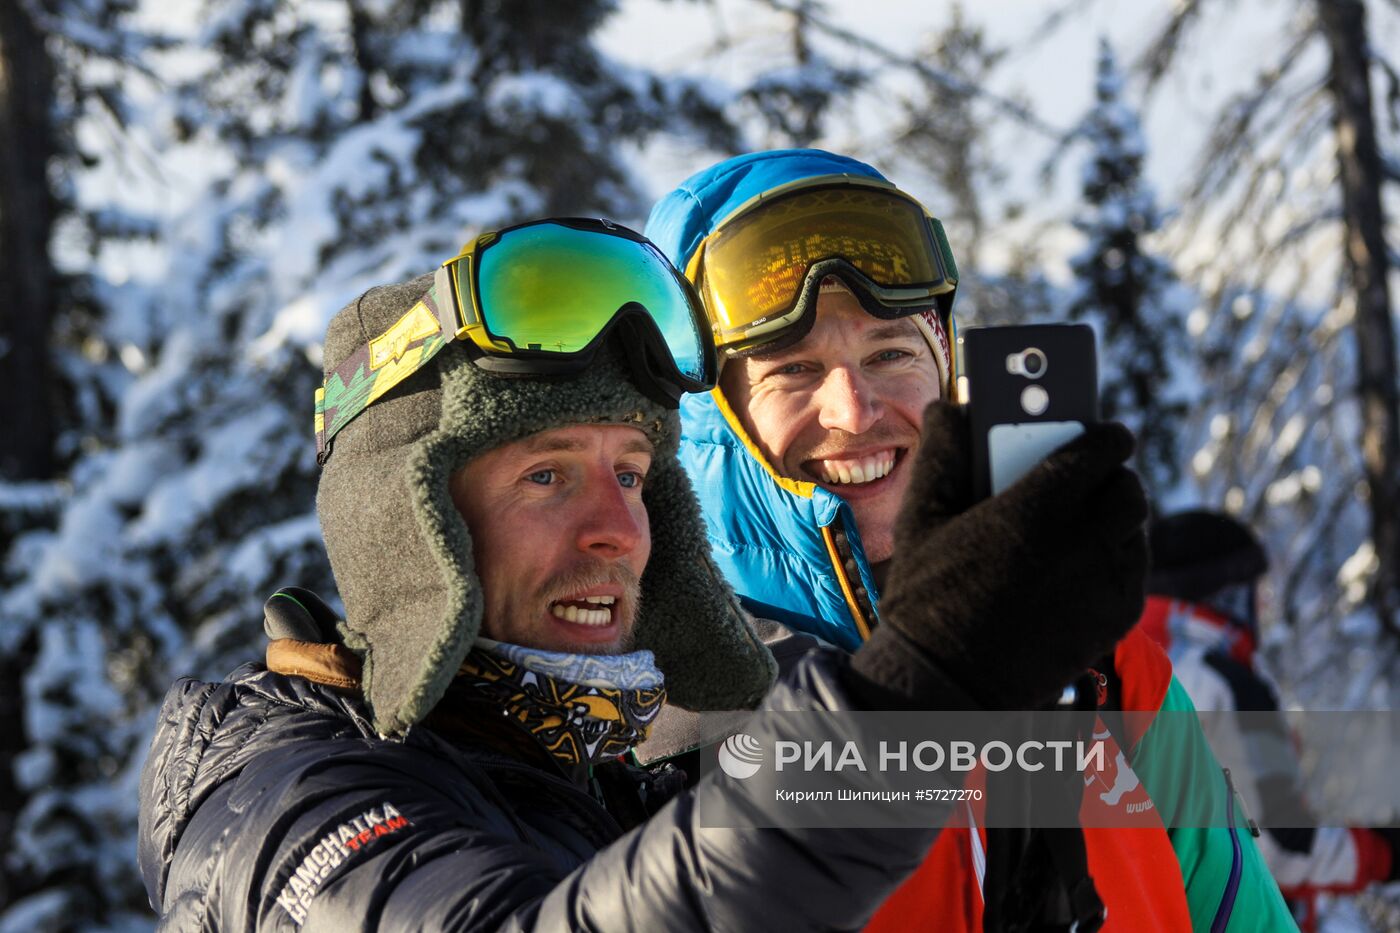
[[910, 310, 952, 393], [315, 279, 453, 463]]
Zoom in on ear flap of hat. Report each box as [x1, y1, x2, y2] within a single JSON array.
[[318, 377, 480, 736], [632, 455, 777, 710], [317, 275, 478, 736]]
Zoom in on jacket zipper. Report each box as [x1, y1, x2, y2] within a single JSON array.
[[822, 520, 875, 641], [1209, 768, 1246, 933]]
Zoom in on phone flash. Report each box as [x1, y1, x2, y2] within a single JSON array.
[[1021, 385, 1050, 416]]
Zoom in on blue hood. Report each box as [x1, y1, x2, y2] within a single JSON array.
[[647, 150, 891, 651], [677, 391, 877, 651]]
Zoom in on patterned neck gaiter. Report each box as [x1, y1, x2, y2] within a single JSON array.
[[458, 639, 667, 773]]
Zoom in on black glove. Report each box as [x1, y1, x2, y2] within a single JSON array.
[[849, 401, 1148, 710], [263, 586, 342, 642]]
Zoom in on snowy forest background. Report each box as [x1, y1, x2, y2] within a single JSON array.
[[0, 0, 1398, 929]]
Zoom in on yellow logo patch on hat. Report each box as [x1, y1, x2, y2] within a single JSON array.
[[369, 302, 440, 371]]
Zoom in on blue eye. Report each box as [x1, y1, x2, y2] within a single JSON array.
[[618, 471, 644, 489], [526, 469, 555, 485], [874, 349, 910, 363]]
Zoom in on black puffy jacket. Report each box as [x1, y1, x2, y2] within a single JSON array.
[[137, 650, 955, 932]]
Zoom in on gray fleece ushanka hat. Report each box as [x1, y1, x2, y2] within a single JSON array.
[[317, 272, 777, 736]]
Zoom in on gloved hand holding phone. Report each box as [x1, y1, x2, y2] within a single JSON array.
[[849, 400, 1148, 710]]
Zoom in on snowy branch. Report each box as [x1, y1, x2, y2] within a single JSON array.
[[755, 0, 1062, 136]]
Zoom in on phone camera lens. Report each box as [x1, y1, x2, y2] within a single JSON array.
[[1020, 348, 1047, 378]]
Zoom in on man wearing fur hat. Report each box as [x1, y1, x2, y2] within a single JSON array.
[[137, 218, 1140, 931], [645, 151, 1295, 931]]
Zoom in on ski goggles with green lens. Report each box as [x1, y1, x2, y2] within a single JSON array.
[[315, 218, 716, 462], [686, 176, 958, 354]]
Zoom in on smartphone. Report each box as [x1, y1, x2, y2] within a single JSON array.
[[958, 324, 1099, 500]]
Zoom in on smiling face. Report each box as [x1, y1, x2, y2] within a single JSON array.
[[450, 424, 654, 655], [719, 288, 941, 566]]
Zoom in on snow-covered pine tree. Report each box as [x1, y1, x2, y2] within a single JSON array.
[[0, 1, 63, 910], [1065, 38, 1187, 504], [1130, 0, 1400, 674], [0, 1, 171, 926], [0, 2, 755, 928], [1184, 282, 1368, 656]]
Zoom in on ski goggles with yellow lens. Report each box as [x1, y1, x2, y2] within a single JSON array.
[[687, 178, 958, 354], [315, 218, 715, 462]]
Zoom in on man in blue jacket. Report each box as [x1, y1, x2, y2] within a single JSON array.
[[645, 150, 1295, 931]]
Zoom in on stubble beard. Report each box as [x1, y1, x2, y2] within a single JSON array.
[[790, 420, 916, 567], [527, 561, 644, 655]]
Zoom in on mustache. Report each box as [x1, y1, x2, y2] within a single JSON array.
[[538, 562, 643, 611], [792, 423, 916, 463]]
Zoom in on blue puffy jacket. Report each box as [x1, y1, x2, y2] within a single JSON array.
[[675, 391, 878, 650]]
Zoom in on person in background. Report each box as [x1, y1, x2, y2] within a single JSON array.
[[645, 148, 1295, 931], [1142, 508, 1400, 931]]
